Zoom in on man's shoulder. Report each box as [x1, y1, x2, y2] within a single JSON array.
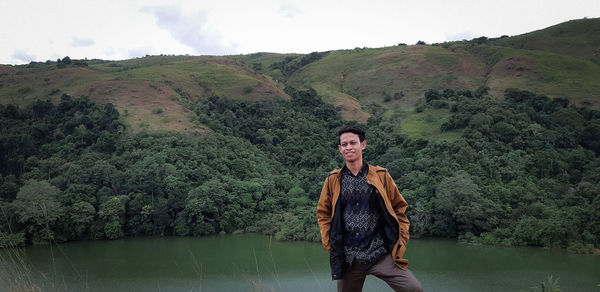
[[328, 168, 342, 176], [368, 164, 388, 173]]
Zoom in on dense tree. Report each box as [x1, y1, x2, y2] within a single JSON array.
[[10, 180, 63, 244], [0, 87, 598, 253]]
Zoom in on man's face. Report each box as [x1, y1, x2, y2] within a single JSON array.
[[338, 132, 366, 163]]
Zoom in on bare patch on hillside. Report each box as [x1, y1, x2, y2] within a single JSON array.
[[40, 67, 102, 85], [491, 56, 537, 78], [68, 80, 202, 133], [0, 65, 18, 75], [487, 56, 539, 97], [319, 91, 370, 123], [332, 97, 370, 123], [456, 56, 487, 79]]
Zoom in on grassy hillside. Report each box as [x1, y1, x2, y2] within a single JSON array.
[[228, 52, 300, 83], [284, 45, 487, 121], [489, 18, 600, 62], [1, 18, 599, 136], [463, 44, 600, 107], [0, 56, 289, 132]]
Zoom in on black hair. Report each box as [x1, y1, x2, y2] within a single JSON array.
[[337, 125, 365, 143]]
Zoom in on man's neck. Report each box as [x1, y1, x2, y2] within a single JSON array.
[[345, 160, 364, 176]]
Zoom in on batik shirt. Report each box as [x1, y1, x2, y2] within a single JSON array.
[[340, 163, 387, 269]]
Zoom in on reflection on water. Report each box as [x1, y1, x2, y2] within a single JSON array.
[[1, 234, 598, 291]]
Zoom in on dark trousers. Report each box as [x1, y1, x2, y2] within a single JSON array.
[[337, 255, 423, 292]]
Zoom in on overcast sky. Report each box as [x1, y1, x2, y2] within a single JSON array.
[[1, 0, 599, 65]]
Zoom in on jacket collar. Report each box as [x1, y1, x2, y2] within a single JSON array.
[[340, 161, 369, 177]]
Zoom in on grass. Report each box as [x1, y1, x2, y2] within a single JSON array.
[[491, 18, 600, 60], [520, 275, 562, 292], [399, 108, 463, 141], [0, 55, 287, 132], [286, 45, 487, 110], [481, 45, 600, 106], [1, 18, 599, 133], [228, 52, 300, 81], [0, 246, 42, 292]]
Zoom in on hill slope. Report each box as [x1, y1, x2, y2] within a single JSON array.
[[0, 56, 289, 132], [489, 18, 600, 62], [1, 18, 599, 133]]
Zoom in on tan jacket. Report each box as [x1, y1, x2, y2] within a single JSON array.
[[316, 164, 410, 270]]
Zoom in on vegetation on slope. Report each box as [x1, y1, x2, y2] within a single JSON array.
[[489, 18, 600, 63], [1, 87, 599, 253], [0, 55, 289, 132], [0, 18, 599, 254], [1, 18, 599, 132]]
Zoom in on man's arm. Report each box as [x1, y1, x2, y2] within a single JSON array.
[[316, 176, 332, 252], [384, 171, 410, 245]]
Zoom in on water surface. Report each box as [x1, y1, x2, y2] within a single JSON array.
[[1, 234, 598, 291]]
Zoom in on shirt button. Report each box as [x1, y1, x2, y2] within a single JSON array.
[[356, 203, 359, 206]]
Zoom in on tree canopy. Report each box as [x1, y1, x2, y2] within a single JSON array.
[[1, 87, 598, 253]]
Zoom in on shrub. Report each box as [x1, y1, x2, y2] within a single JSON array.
[[0, 232, 26, 248], [566, 242, 595, 254]]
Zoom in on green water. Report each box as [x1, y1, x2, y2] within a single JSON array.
[[1, 234, 598, 291]]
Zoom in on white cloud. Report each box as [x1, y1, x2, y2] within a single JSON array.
[[446, 31, 478, 42], [0, 0, 598, 64], [279, 4, 303, 18], [72, 37, 95, 48], [11, 50, 36, 64], [126, 45, 161, 59], [141, 5, 234, 55]]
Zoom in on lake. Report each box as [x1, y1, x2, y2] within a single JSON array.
[[1, 234, 598, 291]]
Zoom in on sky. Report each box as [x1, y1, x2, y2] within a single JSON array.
[[1, 0, 599, 65]]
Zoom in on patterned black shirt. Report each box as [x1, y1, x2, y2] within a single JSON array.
[[340, 163, 387, 269]]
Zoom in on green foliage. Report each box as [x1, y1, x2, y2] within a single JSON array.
[[0, 89, 342, 244], [1, 86, 598, 251], [391, 87, 600, 248], [520, 276, 561, 292], [10, 180, 63, 244], [242, 85, 253, 94], [566, 242, 596, 254], [0, 231, 25, 247], [270, 51, 329, 77]]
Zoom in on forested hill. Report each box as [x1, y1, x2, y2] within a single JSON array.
[[0, 18, 599, 253], [1, 18, 599, 128]]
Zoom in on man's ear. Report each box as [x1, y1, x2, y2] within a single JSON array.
[[361, 140, 366, 149]]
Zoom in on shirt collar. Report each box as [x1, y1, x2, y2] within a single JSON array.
[[342, 161, 369, 177]]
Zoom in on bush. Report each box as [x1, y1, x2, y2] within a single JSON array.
[[431, 100, 449, 109], [0, 232, 26, 248], [566, 242, 596, 254], [104, 221, 124, 239]]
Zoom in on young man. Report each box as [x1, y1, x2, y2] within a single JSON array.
[[317, 126, 422, 292]]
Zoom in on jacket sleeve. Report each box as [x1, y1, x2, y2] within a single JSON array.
[[384, 171, 410, 245], [316, 176, 332, 252]]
